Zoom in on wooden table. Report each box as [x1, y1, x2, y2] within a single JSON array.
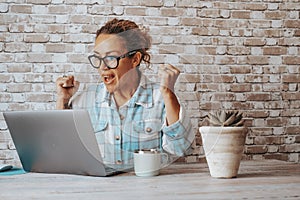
[[0, 160, 299, 199]]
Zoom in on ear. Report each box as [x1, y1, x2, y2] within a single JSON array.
[[132, 52, 142, 68]]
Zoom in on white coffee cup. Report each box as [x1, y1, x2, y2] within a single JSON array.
[[133, 149, 168, 177]]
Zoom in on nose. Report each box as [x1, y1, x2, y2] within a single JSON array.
[[99, 60, 109, 70]]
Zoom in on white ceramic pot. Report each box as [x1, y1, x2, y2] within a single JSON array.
[[199, 126, 247, 178]]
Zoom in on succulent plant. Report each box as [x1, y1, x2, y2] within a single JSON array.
[[207, 110, 244, 127]]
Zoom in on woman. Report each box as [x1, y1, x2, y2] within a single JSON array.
[[56, 19, 194, 169]]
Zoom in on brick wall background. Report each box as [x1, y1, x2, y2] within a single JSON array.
[[0, 0, 299, 166]]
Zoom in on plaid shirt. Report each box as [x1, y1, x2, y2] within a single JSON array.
[[70, 74, 194, 169]]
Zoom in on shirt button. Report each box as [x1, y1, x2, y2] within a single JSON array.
[[115, 135, 120, 140], [116, 160, 122, 164], [120, 115, 125, 120], [146, 127, 152, 132]]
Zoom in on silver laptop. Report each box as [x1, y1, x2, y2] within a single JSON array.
[[3, 110, 122, 177]]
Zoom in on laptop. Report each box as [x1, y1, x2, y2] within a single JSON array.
[[3, 109, 123, 177]]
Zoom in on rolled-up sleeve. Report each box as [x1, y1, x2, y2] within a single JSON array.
[[161, 104, 195, 156]]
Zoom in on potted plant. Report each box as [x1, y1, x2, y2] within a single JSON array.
[[199, 110, 247, 178]]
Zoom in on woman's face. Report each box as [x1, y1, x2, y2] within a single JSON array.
[[94, 34, 139, 93]]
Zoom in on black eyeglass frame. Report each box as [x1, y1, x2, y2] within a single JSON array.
[[88, 50, 137, 69]]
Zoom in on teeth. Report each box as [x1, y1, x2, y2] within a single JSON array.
[[103, 75, 114, 83]]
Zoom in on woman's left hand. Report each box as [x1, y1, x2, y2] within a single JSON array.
[[158, 64, 181, 125], [158, 64, 180, 95]]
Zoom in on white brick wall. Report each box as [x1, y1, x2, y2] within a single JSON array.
[[0, 0, 299, 165]]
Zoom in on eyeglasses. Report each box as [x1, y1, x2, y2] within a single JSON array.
[[88, 51, 137, 69]]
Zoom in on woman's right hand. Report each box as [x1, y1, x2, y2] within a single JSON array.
[[56, 75, 80, 109]]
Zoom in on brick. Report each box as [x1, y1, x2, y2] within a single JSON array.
[[279, 38, 300, 46], [0, 93, 12, 102], [245, 146, 268, 154], [288, 153, 299, 163], [264, 29, 284, 37], [140, 0, 163, 7], [282, 56, 300, 65], [279, 144, 300, 153], [270, 21, 283, 28], [0, 74, 12, 83], [251, 20, 272, 28], [229, 66, 251, 74], [212, 93, 236, 101], [192, 27, 213, 36], [250, 128, 273, 136], [246, 93, 271, 101], [70, 15, 93, 24], [229, 84, 251, 92], [231, 102, 251, 110], [263, 153, 289, 161], [295, 135, 300, 143], [285, 126, 300, 135], [247, 56, 269, 65], [231, 11, 251, 19], [27, 0, 51, 4], [125, 7, 146, 16], [265, 11, 287, 19], [199, 102, 221, 110], [227, 46, 250, 55], [245, 75, 269, 83], [230, 28, 251, 37], [8, 103, 31, 111], [247, 111, 269, 118], [263, 47, 287, 55], [263, 66, 287, 74], [266, 118, 287, 127], [48, 5, 72, 14], [254, 136, 284, 145], [24, 34, 50, 43], [0, 54, 14, 62], [158, 45, 184, 54], [177, 92, 199, 101], [10, 5, 32, 14], [26, 53, 52, 63], [197, 9, 220, 18], [212, 75, 234, 83], [26, 93, 53, 102], [181, 18, 202, 26], [267, 145, 279, 153], [196, 83, 219, 91], [215, 56, 236, 64], [0, 4, 8, 13], [5, 43, 31, 53], [284, 20, 300, 28], [295, 30, 300, 37], [7, 64, 32, 73], [179, 74, 201, 83], [282, 74, 300, 83], [244, 38, 266, 46], [245, 3, 267, 11], [6, 84, 31, 93], [46, 44, 73, 53], [24, 74, 52, 83], [196, 46, 216, 55], [177, 0, 207, 8], [215, 19, 248, 28], [263, 84, 282, 92], [63, 34, 93, 43]]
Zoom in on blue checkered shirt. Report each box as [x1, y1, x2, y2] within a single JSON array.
[[70, 74, 194, 169]]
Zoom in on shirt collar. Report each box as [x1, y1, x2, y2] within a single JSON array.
[[132, 74, 154, 108], [96, 74, 154, 108]]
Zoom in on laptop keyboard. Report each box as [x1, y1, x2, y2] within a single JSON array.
[[104, 166, 123, 176]]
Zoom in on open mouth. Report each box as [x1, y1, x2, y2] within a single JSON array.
[[102, 74, 115, 84]]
